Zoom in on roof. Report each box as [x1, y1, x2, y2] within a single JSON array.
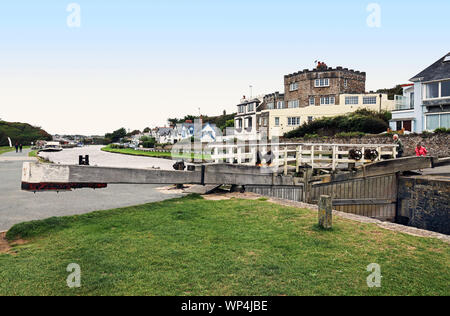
[[410, 52, 450, 82]]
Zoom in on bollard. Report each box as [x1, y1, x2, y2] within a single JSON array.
[[318, 195, 332, 229]]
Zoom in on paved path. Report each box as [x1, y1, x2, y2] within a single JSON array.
[[0, 148, 181, 231]]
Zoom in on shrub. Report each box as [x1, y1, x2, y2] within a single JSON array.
[[434, 127, 450, 134], [284, 110, 389, 138]]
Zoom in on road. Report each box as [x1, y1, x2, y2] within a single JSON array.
[[0, 147, 182, 232]]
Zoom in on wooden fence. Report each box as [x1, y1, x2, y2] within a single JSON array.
[[209, 142, 398, 174]]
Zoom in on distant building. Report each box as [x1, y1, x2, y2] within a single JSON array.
[[234, 97, 261, 140]]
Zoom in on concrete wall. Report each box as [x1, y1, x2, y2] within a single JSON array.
[[397, 176, 450, 235], [283, 133, 450, 158]]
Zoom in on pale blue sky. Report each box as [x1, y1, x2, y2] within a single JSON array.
[[0, 0, 449, 135]]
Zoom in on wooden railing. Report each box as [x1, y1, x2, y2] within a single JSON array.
[[209, 142, 398, 175]]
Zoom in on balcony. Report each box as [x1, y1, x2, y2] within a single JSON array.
[[394, 95, 414, 111]]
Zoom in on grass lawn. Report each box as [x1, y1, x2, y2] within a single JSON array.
[[102, 145, 211, 161], [0, 146, 14, 155], [0, 195, 448, 296]]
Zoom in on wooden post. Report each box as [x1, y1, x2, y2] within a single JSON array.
[[237, 146, 242, 164], [284, 146, 288, 176], [214, 146, 219, 164], [318, 195, 332, 229], [296, 145, 301, 173], [332, 145, 337, 171], [311, 145, 315, 171]]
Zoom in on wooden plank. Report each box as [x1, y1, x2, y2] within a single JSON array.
[[332, 199, 396, 206]]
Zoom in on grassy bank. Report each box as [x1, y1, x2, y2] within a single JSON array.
[[1, 195, 448, 296], [101, 145, 211, 161], [0, 146, 13, 155]]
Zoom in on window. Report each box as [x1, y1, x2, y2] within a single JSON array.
[[263, 118, 268, 126], [267, 102, 275, 109], [410, 92, 415, 107], [363, 96, 377, 105], [247, 103, 255, 112], [245, 117, 253, 129], [315, 78, 330, 87], [309, 97, 315, 106], [320, 96, 335, 105], [345, 96, 359, 105], [344, 79, 348, 88], [238, 105, 245, 113], [275, 117, 280, 126], [277, 101, 284, 109], [236, 119, 243, 129], [289, 82, 299, 91], [425, 82, 439, 99], [258, 116, 262, 125], [288, 100, 300, 108], [442, 81, 450, 97], [287, 117, 301, 126], [426, 113, 450, 130], [308, 116, 314, 123]]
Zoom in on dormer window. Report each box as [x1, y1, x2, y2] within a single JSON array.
[[444, 55, 450, 62]]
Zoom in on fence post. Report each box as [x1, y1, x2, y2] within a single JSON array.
[[296, 145, 301, 173], [284, 146, 288, 176], [318, 195, 332, 229], [332, 145, 337, 171], [237, 146, 242, 164], [251, 145, 256, 165], [214, 146, 219, 164], [311, 145, 315, 171]]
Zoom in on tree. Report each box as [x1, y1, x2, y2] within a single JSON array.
[[105, 128, 127, 143], [143, 127, 151, 133]]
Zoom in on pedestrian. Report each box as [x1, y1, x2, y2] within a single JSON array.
[[393, 134, 404, 158], [415, 143, 428, 157], [19, 144, 23, 153], [15, 143, 19, 153]]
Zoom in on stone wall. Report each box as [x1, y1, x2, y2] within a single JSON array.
[[397, 177, 450, 235], [283, 133, 450, 158], [284, 68, 366, 107]]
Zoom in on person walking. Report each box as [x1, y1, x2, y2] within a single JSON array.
[[15, 143, 19, 153], [393, 134, 404, 158], [415, 143, 428, 157], [19, 144, 23, 153]]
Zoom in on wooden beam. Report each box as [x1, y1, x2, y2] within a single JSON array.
[[331, 157, 433, 182]]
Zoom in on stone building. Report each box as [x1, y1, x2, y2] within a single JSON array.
[[284, 65, 366, 107]]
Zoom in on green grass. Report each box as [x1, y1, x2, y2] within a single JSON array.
[[102, 145, 211, 161], [1, 195, 449, 296], [0, 146, 14, 155]]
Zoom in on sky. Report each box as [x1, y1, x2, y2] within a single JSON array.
[[0, 0, 449, 135]]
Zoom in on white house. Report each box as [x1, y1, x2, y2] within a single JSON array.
[[234, 97, 261, 140], [390, 52, 450, 132]]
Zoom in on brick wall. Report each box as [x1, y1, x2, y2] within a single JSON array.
[[283, 134, 450, 158], [397, 177, 450, 235]]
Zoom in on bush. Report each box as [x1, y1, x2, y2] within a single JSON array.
[[284, 110, 390, 138], [434, 127, 450, 134]]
